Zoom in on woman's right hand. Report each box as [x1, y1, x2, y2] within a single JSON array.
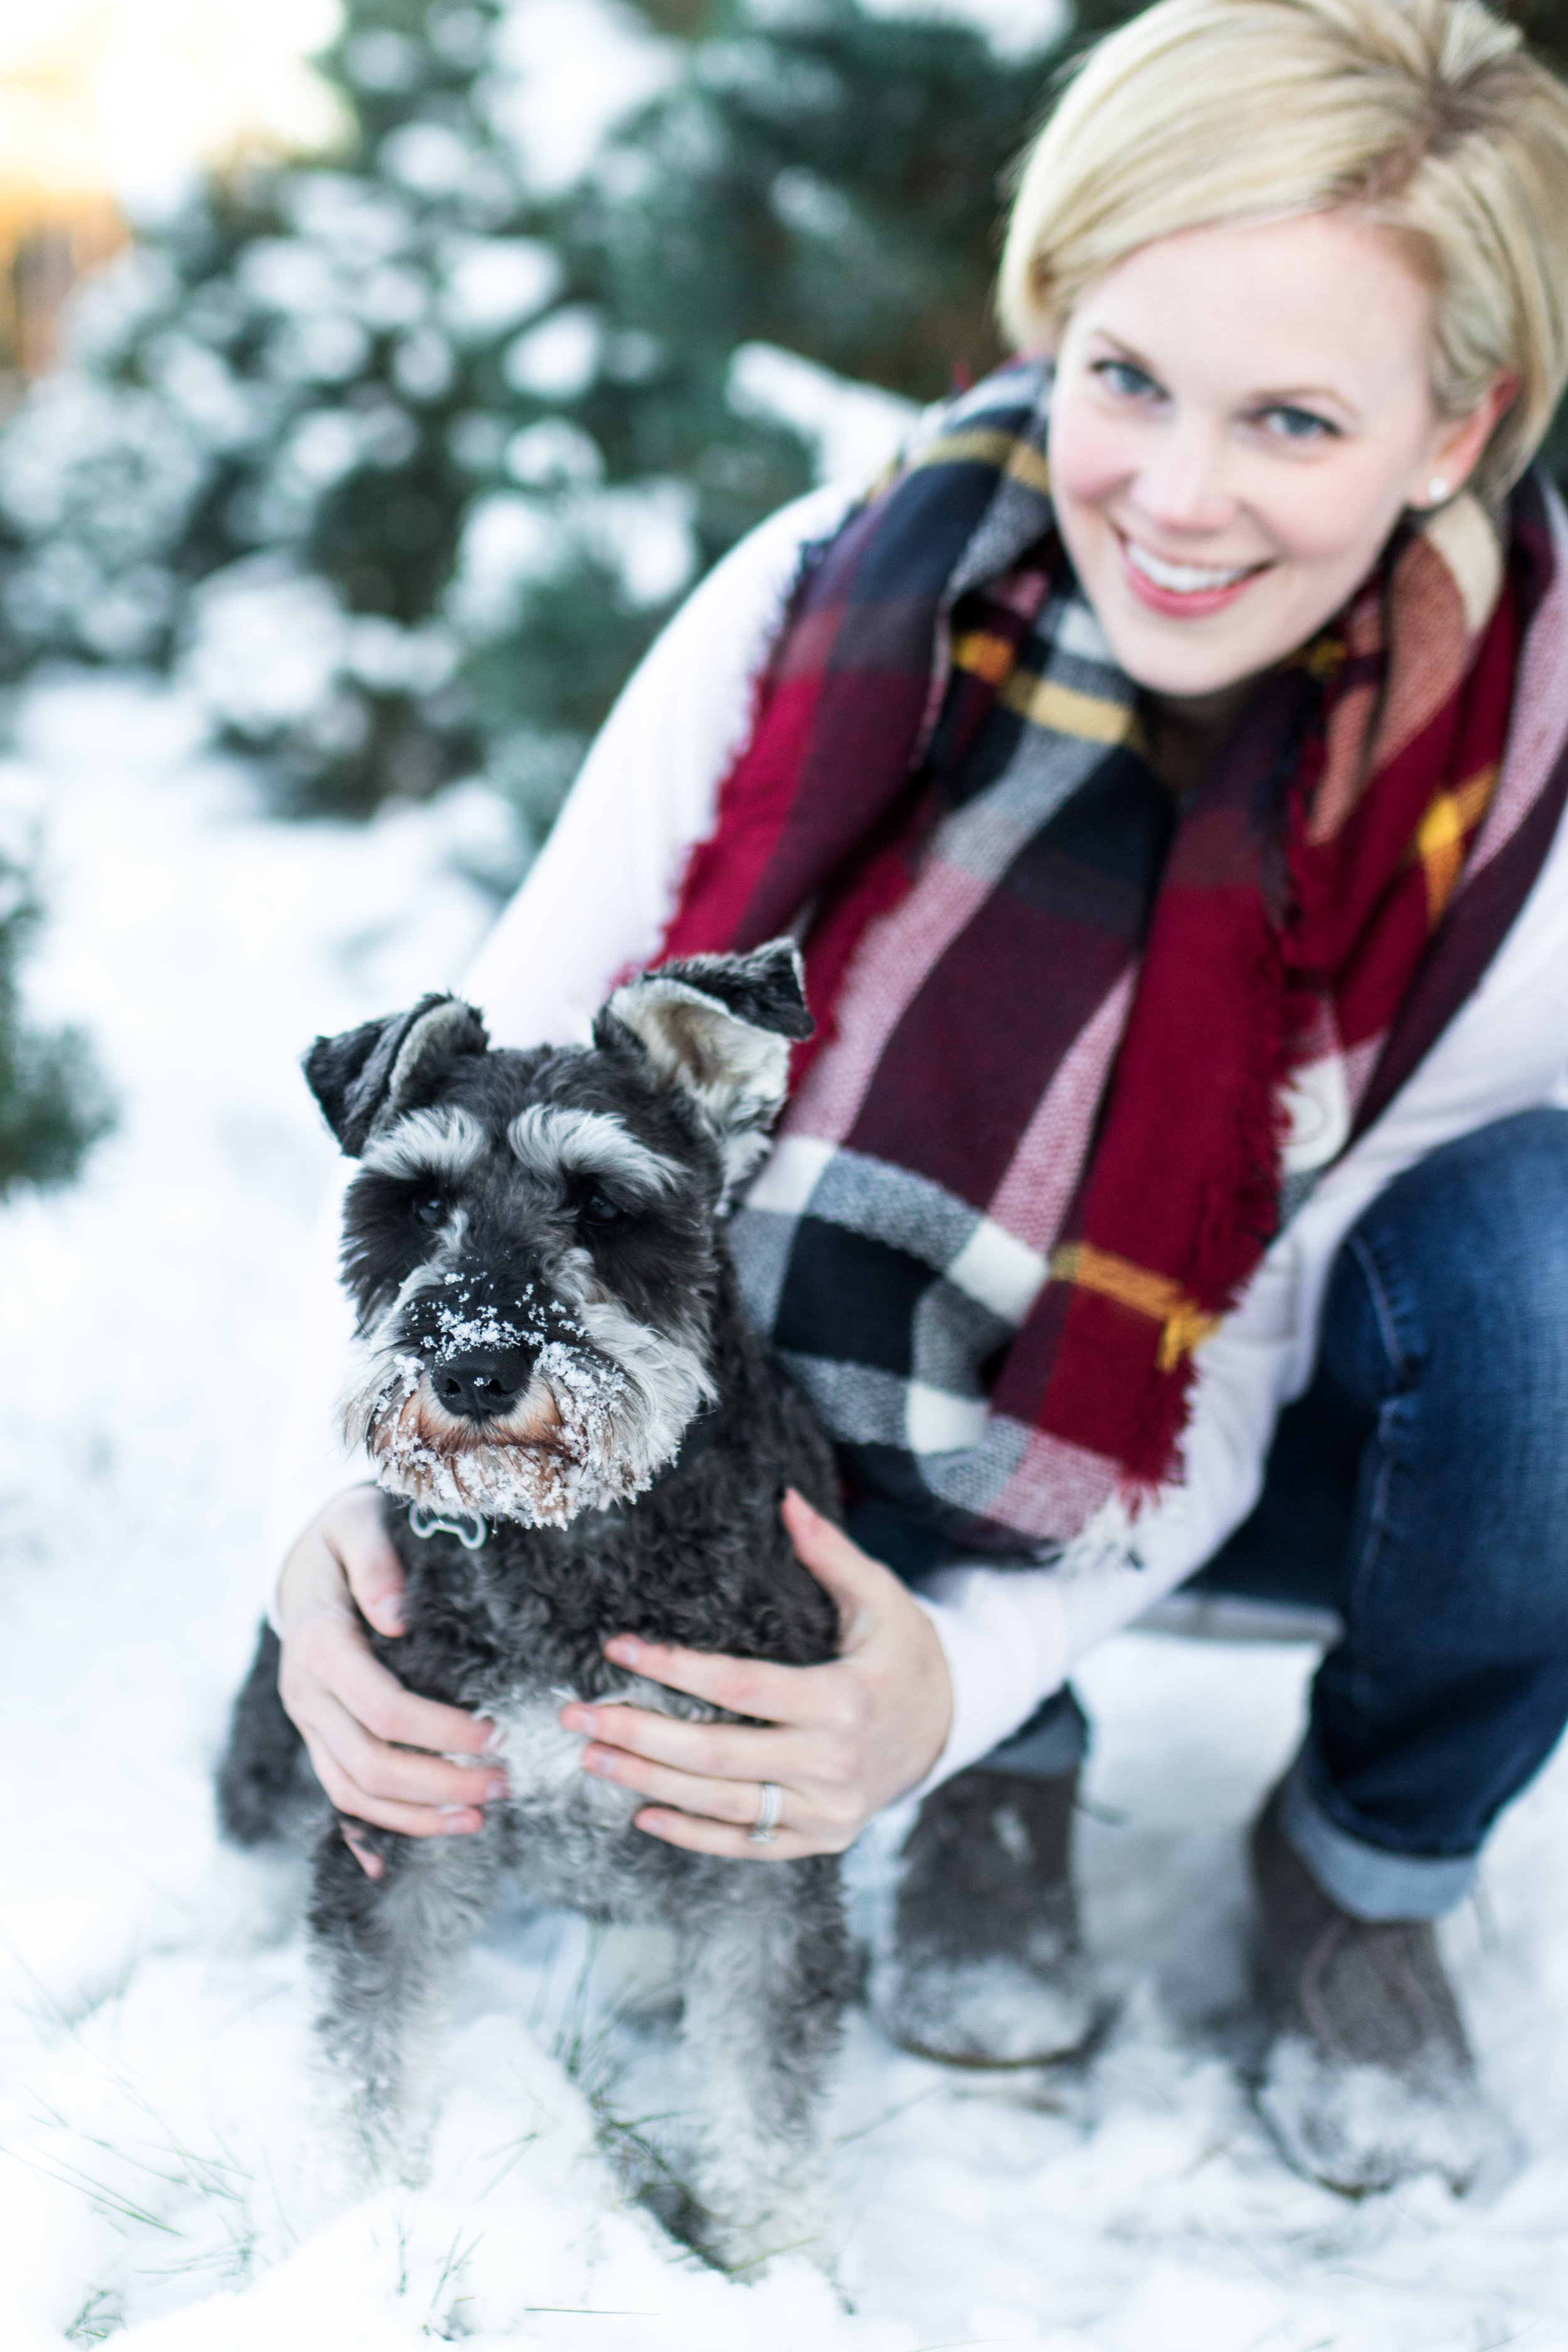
[[275, 1486, 509, 1873]]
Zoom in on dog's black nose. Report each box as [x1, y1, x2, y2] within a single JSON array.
[[432, 1347, 536, 1421]]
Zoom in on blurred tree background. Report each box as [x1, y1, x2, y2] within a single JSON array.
[[5, 0, 1568, 839], [1, 0, 1565, 1197], [0, 845, 112, 1197], [0, 0, 1074, 836]]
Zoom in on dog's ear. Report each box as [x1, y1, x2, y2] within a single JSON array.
[[597, 940, 812, 1192], [304, 994, 489, 1155]]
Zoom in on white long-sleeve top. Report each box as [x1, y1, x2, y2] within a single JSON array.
[[271, 482, 1568, 1796]]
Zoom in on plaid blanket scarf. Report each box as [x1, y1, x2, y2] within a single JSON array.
[[660, 364, 1568, 1554]]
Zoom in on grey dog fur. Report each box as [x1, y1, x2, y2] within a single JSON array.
[[217, 942, 854, 2264]]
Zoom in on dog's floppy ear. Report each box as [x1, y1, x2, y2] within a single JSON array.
[[304, 993, 489, 1155], [597, 940, 812, 1192]]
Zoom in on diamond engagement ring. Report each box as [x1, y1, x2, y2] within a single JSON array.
[[748, 1781, 783, 1843]]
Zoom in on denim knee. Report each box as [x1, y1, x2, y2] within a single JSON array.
[[1323, 1108, 1568, 1432], [1316, 1105, 1568, 1660]]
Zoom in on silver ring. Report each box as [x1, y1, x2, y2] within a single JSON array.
[[748, 1781, 783, 1844]]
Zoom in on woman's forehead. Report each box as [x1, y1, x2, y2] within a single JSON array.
[[1066, 213, 1436, 411]]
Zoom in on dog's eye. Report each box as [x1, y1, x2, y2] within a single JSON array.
[[580, 1191, 625, 1228], [411, 1194, 447, 1227]]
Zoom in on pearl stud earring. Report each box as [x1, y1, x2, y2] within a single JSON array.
[[1427, 475, 1451, 504]]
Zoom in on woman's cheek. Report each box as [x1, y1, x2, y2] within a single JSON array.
[[1239, 448, 1407, 575], [1047, 398, 1132, 511]]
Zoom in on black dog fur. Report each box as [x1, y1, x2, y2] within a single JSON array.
[[217, 943, 855, 2264]]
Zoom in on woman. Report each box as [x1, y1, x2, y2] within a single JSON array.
[[268, 0, 1568, 2198]]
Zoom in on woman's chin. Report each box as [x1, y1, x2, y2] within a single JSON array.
[[1094, 578, 1297, 702]]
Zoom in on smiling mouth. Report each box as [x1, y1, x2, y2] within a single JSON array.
[[1120, 534, 1269, 596]]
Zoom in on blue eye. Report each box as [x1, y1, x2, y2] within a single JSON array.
[[1261, 405, 1337, 443], [1091, 358, 1161, 400], [412, 1195, 446, 1227]]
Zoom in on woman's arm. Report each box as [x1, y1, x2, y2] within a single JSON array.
[[569, 785, 1568, 1851], [272, 488, 1568, 1863]]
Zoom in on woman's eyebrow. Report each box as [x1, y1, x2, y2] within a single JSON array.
[[1244, 382, 1359, 415], [1084, 330, 1163, 376], [1087, 331, 1362, 422]]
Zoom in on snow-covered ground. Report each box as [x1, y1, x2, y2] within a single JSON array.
[[4, 676, 1568, 2350]]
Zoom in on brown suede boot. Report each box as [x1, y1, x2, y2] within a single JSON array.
[[1251, 1786, 1497, 2193], [872, 1766, 1099, 2066]]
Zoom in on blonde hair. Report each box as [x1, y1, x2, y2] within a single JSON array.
[[997, 0, 1568, 496]]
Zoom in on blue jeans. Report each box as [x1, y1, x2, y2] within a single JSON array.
[[926, 1110, 1568, 1922]]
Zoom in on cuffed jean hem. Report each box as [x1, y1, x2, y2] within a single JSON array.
[[1279, 1750, 1479, 1922]]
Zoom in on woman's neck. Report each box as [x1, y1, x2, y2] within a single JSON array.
[[1138, 678, 1255, 799]]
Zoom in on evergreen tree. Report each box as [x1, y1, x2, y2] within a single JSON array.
[[8, 0, 1559, 839], [0, 849, 110, 1197], [0, 0, 571, 818], [0, 0, 1063, 829]]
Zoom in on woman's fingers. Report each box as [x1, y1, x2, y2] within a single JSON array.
[[596, 1634, 841, 1728], [329, 1485, 411, 1638], [581, 1740, 784, 1826], [573, 1491, 953, 1859], [305, 1622, 492, 1764], [629, 1805, 815, 1862], [593, 1493, 914, 1724], [275, 1486, 502, 1835], [563, 1700, 803, 1785], [300, 1720, 487, 1840], [779, 1486, 898, 1631], [307, 1686, 508, 1813], [341, 1822, 385, 1880]]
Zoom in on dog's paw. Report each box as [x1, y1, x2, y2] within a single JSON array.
[[692, 2163, 832, 2277]]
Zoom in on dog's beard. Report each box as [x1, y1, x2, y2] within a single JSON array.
[[339, 1298, 716, 1530]]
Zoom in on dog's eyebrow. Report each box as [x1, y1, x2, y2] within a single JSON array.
[[361, 1106, 491, 1182], [508, 1104, 682, 1199]]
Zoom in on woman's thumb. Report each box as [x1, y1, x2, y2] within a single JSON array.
[[781, 1488, 891, 1629], [340, 1518, 409, 1638]]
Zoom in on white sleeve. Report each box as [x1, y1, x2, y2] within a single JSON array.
[[904, 1308, 1282, 1794], [463, 483, 857, 1048], [260, 485, 856, 1613]]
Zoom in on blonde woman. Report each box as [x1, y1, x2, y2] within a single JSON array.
[[268, 0, 1568, 2195]]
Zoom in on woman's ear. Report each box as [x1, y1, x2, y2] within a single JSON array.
[[1420, 372, 1519, 506]]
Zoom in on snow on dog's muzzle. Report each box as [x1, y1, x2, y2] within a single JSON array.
[[339, 1272, 712, 1530]]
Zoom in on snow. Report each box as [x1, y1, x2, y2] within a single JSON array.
[[5, 674, 1568, 2346], [492, 0, 681, 199], [728, 342, 919, 493], [854, 0, 1070, 60]]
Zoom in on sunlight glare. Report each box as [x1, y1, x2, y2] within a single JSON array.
[[0, 0, 347, 220]]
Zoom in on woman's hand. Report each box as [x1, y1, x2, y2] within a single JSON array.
[[275, 1486, 508, 1876], [559, 1490, 953, 1859]]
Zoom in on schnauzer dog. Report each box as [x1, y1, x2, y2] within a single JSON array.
[[218, 941, 853, 2264]]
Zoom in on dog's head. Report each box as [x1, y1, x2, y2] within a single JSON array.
[[305, 941, 812, 1529]]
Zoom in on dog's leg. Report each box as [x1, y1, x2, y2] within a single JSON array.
[[216, 1623, 317, 1846], [305, 1816, 505, 2195], [676, 1857, 852, 2272]]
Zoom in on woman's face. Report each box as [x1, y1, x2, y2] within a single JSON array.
[[1047, 211, 1508, 704]]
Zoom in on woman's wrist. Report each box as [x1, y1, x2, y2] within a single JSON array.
[[905, 1568, 1071, 1801]]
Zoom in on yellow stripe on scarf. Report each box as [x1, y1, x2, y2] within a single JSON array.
[[911, 429, 1053, 499], [1003, 669, 1135, 747], [1051, 1242, 1221, 1371], [1412, 764, 1498, 927], [951, 627, 1017, 687]]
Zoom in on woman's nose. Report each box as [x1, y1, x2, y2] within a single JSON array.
[[1130, 423, 1236, 536]]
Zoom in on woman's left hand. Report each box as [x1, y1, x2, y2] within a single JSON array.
[[558, 1488, 953, 1858]]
